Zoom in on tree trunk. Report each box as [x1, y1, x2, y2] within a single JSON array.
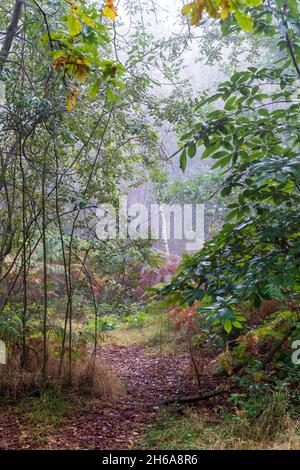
[[0, 0, 24, 78]]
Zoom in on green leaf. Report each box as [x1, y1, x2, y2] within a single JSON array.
[[180, 150, 187, 172], [188, 142, 197, 158], [202, 143, 221, 159], [88, 78, 101, 99], [224, 96, 237, 111], [106, 87, 118, 103], [232, 321, 242, 328], [211, 154, 232, 169], [221, 186, 232, 197], [223, 318, 232, 333], [68, 13, 83, 37], [234, 10, 254, 32]]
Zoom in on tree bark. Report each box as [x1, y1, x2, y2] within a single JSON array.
[[0, 0, 23, 78]]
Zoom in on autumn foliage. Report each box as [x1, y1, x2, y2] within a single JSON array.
[[182, 0, 262, 31]]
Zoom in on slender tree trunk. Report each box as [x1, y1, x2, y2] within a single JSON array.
[[54, 149, 71, 377], [0, 0, 24, 78], [42, 153, 48, 381], [19, 139, 27, 370]]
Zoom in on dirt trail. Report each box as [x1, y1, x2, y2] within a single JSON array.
[[0, 344, 198, 449]]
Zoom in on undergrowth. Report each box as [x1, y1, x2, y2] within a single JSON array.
[[12, 387, 75, 445], [141, 407, 300, 450]]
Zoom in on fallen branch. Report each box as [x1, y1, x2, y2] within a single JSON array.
[[162, 387, 228, 405]]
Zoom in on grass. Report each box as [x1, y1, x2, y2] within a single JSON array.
[[15, 388, 76, 445], [3, 308, 300, 450], [103, 310, 183, 354], [140, 408, 300, 450]]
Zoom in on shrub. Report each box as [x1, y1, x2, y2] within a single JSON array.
[[227, 383, 289, 441], [124, 311, 147, 328], [83, 316, 117, 338]]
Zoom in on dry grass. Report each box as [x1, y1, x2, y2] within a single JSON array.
[[0, 367, 42, 401], [141, 409, 300, 450], [0, 338, 124, 401], [74, 358, 124, 399]]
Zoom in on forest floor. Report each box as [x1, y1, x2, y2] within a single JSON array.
[[0, 339, 204, 449], [1, 316, 299, 450]]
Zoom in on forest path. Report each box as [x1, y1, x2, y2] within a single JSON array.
[[49, 344, 193, 449], [0, 344, 196, 449]]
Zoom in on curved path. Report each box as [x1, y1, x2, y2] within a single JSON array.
[[0, 344, 197, 449]]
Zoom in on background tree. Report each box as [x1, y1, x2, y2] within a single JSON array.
[[160, 0, 300, 332]]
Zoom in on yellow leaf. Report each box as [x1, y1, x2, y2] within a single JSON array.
[[206, 0, 219, 19], [79, 11, 96, 28], [182, 0, 257, 30], [68, 3, 83, 36], [74, 58, 90, 82], [102, 0, 118, 21], [71, 85, 78, 108], [52, 55, 69, 69], [220, 0, 232, 20], [69, 16, 82, 36], [182, 3, 194, 15], [181, 0, 206, 25], [67, 93, 72, 113]]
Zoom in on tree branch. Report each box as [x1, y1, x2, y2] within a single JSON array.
[[286, 33, 300, 79], [162, 388, 228, 405]]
